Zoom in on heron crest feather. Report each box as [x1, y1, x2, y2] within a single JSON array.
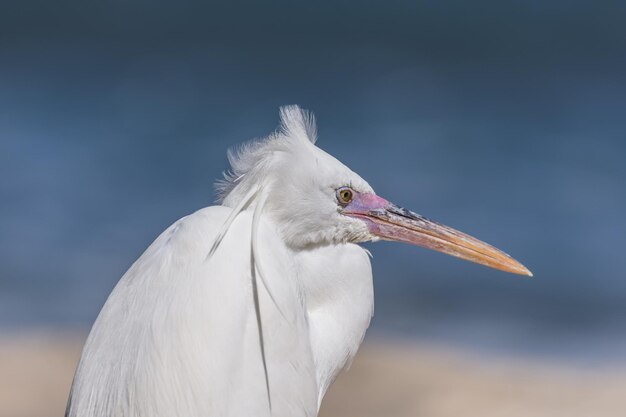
[[216, 105, 317, 204]]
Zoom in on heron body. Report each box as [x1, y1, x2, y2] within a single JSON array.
[[67, 106, 530, 417]]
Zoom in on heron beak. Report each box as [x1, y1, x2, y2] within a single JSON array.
[[343, 193, 532, 276]]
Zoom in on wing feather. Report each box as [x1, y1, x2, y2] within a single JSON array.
[[67, 206, 318, 417]]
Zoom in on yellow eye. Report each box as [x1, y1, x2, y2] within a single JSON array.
[[336, 187, 354, 205]]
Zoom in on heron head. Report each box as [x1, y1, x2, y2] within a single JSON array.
[[219, 105, 531, 276]]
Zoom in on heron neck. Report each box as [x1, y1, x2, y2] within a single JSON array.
[[292, 243, 374, 405]]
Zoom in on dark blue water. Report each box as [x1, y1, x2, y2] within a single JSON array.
[[1, 1, 625, 363]]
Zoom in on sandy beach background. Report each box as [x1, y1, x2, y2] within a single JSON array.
[[2, 331, 625, 417]]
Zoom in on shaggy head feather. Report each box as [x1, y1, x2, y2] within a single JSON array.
[[216, 105, 375, 248]]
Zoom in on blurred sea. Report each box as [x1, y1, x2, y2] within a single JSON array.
[[1, 1, 625, 365]]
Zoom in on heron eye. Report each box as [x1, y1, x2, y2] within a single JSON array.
[[336, 187, 354, 205]]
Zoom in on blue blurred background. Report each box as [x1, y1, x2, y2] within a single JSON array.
[[1, 0, 626, 367]]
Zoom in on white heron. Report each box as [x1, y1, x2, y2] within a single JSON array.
[[66, 106, 531, 417]]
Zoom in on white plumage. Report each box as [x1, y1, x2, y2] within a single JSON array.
[[67, 105, 530, 417], [67, 107, 374, 417]]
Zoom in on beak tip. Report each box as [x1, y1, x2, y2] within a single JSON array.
[[516, 264, 533, 277]]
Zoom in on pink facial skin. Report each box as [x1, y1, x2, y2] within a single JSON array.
[[341, 192, 390, 216]]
